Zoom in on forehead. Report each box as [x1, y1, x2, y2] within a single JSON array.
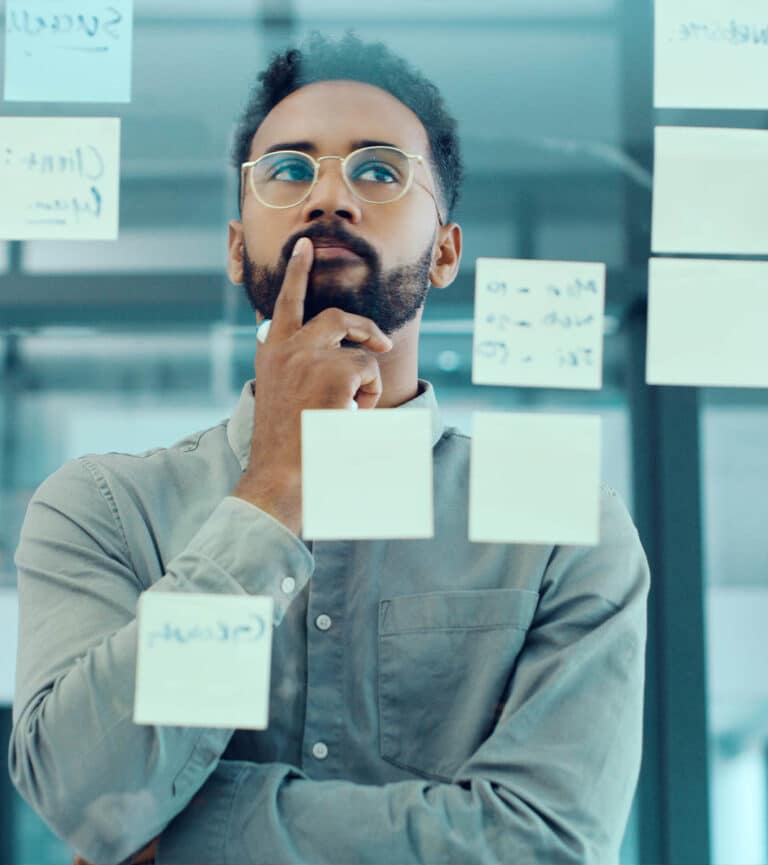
[[248, 79, 430, 159]]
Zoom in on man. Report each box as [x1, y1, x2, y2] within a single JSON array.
[[10, 31, 649, 865]]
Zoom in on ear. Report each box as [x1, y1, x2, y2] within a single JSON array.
[[227, 220, 245, 285], [429, 222, 462, 289]]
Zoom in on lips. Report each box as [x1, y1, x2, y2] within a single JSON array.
[[311, 240, 362, 260]]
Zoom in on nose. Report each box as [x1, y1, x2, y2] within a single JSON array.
[[300, 156, 363, 224]]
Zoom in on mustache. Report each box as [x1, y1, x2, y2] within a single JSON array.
[[279, 223, 375, 265]]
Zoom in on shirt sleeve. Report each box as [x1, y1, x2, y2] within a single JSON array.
[[156, 488, 650, 865], [9, 457, 314, 865]]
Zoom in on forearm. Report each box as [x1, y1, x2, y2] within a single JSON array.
[[156, 509, 647, 865], [157, 761, 593, 865], [11, 613, 231, 865], [11, 461, 314, 865]]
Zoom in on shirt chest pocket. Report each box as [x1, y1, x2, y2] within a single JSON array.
[[377, 588, 539, 782]]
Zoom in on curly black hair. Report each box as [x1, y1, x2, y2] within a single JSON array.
[[231, 30, 463, 222]]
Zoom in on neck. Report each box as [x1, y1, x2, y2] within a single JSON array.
[[374, 316, 422, 408]]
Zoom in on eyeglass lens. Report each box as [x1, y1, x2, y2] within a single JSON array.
[[249, 147, 411, 207]]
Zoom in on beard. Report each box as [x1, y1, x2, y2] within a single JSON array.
[[241, 223, 434, 336]]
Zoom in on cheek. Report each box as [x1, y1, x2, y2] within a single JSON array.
[[378, 204, 434, 264], [243, 217, 284, 261]]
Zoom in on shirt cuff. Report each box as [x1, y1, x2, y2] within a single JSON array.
[[163, 496, 315, 625], [155, 762, 247, 865]]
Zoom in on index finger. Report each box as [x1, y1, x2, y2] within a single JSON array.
[[268, 237, 313, 342]]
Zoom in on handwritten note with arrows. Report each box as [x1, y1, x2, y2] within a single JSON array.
[[472, 258, 605, 390], [134, 592, 274, 729], [4, 0, 133, 103], [655, 0, 768, 109], [0, 117, 120, 240]]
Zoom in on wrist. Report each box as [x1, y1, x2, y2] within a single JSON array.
[[232, 471, 302, 535]]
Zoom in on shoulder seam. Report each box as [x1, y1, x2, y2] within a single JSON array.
[[77, 456, 138, 575], [108, 420, 228, 460], [180, 421, 227, 454]]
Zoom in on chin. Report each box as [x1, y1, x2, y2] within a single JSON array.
[[308, 274, 364, 294]]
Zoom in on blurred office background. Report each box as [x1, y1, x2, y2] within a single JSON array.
[[0, 1, 766, 863]]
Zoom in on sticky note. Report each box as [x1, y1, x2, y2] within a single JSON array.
[[652, 126, 768, 255], [472, 258, 605, 390], [0, 117, 120, 240], [655, 0, 768, 109], [4, 0, 133, 103], [134, 592, 273, 729], [647, 257, 768, 387], [469, 412, 602, 546], [301, 408, 433, 540], [0, 589, 19, 705]]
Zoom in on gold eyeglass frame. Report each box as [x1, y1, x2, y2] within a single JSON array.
[[240, 145, 444, 225]]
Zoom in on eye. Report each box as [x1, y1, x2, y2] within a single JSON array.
[[351, 160, 400, 184], [268, 158, 314, 182]]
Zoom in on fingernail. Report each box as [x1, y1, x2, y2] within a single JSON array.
[[292, 237, 308, 257], [256, 319, 271, 344]]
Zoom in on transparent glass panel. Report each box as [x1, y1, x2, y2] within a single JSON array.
[[0, 3, 648, 863], [701, 390, 768, 865]]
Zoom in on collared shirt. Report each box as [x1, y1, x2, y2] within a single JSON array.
[[10, 379, 649, 865]]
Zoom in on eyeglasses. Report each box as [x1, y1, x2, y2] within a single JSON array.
[[240, 145, 444, 224]]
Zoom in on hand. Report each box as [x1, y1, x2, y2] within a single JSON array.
[[73, 835, 159, 865], [232, 236, 393, 535]]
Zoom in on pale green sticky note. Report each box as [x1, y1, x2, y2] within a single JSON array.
[[0, 589, 18, 705], [652, 127, 768, 255], [134, 593, 273, 729], [647, 258, 768, 388], [4, 0, 133, 103], [301, 408, 433, 540], [469, 412, 602, 546], [655, 0, 768, 110], [472, 258, 605, 390], [0, 117, 121, 240]]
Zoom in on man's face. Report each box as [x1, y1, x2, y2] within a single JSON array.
[[234, 80, 444, 336]]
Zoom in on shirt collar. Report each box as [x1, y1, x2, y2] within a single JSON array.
[[227, 378, 445, 472]]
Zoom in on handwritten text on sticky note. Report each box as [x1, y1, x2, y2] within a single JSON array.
[[134, 592, 274, 729], [0, 117, 120, 240], [655, 0, 768, 109], [301, 408, 434, 540], [469, 412, 602, 546], [472, 258, 605, 390], [4, 1, 133, 103]]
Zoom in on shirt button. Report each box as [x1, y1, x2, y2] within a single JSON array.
[[315, 614, 332, 631], [281, 577, 296, 595], [312, 741, 329, 760]]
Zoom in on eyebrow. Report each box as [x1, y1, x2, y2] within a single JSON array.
[[262, 139, 400, 156]]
